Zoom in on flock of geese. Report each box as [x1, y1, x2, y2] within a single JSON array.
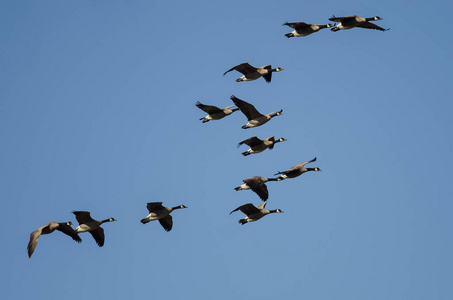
[[27, 14, 388, 258]]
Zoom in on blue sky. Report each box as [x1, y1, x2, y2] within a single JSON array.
[[1, 0, 453, 299]]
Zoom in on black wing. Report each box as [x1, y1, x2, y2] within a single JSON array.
[[238, 136, 263, 148], [158, 215, 173, 232], [329, 15, 355, 22], [89, 227, 105, 247], [283, 21, 310, 30], [195, 102, 223, 114], [224, 62, 256, 76], [263, 73, 272, 83], [356, 22, 388, 31], [57, 224, 82, 243], [230, 203, 260, 215], [146, 202, 165, 213], [244, 178, 268, 201], [73, 211, 95, 224], [230, 95, 263, 120]]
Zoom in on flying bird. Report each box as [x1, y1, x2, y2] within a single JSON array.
[[230, 95, 282, 129], [196, 101, 239, 123], [283, 21, 334, 37], [230, 202, 283, 225], [223, 62, 283, 83], [234, 176, 279, 201], [329, 15, 389, 32], [73, 211, 116, 247], [140, 202, 187, 232], [27, 221, 81, 258], [275, 157, 321, 180], [238, 136, 287, 156]]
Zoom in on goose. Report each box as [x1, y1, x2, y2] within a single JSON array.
[[27, 221, 81, 258], [196, 101, 239, 123], [73, 211, 116, 247], [230, 202, 283, 225], [234, 176, 279, 201], [329, 15, 389, 32], [140, 202, 187, 232], [238, 136, 287, 156], [275, 157, 321, 180], [230, 95, 282, 129], [283, 21, 334, 37], [223, 62, 283, 83]]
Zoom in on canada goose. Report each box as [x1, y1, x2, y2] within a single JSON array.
[[329, 15, 389, 32], [27, 221, 81, 258], [275, 157, 321, 180], [223, 62, 283, 83], [234, 176, 279, 201], [73, 211, 116, 247], [283, 21, 334, 37], [238, 136, 287, 156], [140, 202, 187, 232], [230, 202, 283, 225], [230, 95, 282, 129], [196, 101, 239, 123]]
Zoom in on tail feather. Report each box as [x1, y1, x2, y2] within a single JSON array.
[[140, 218, 149, 224], [239, 219, 247, 225], [242, 151, 250, 156]]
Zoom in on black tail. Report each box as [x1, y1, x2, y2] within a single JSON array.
[[239, 219, 247, 225], [242, 151, 250, 156], [140, 218, 149, 224]]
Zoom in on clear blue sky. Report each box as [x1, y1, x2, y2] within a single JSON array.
[[2, 0, 452, 299]]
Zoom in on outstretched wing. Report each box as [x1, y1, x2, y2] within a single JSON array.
[[57, 224, 82, 243], [27, 227, 43, 258], [238, 136, 263, 148], [224, 62, 256, 76], [195, 102, 223, 114], [239, 203, 261, 215], [159, 215, 173, 232], [329, 15, 354, 22], [89, 227, 105, 247], [283, 21, 310, 30], [244, 178, 268, 201], [230, 203, 260, 215], [356, 22, 388, 31], [300, 157, 317, 167], [230, 95, 263, 120], [146, 202, 165, 213], [73, 211, 95, 225]]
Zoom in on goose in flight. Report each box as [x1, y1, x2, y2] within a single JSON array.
[[223, 62, 283, 83], [230, 95, 282, 129], [73, 211, 116, 247], [140, 202, 187, 232], [275, 157, 321, 180], [283, 21, 334, 37], [196, 101, 239, 123], [238, 136, 286, 156], [27, 221, 81, 258], [329, 15, 389, 32], [234, 176, 279, 201], [230, 202, 283, 225]]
